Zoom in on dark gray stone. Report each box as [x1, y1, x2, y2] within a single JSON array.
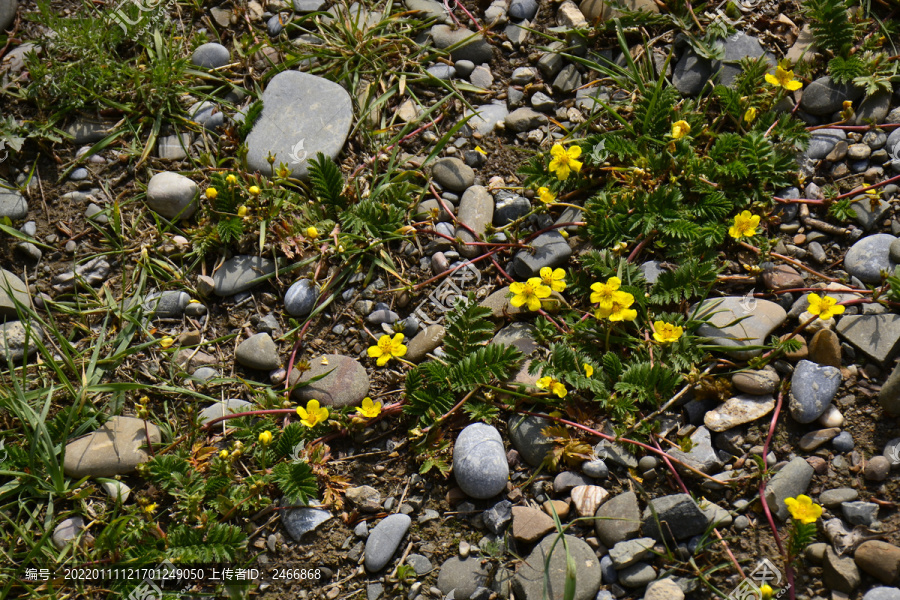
[[667, 426, 723, 473], [191, 43, 230, 69], [642, 493, 708, 542], [837, 314, 900, 365], [426, 64, 456, 80], [0, 0, 16, 32], [493, 193, 531, 226], [284, 279, 318, 317], [483, 500, 513, 534], [507, 414, 553, 466], [430, 25, 492, 63], [595, 491, 641, 547], [807, 129, 848, 160], [143, 291, 189, 319], [246, 71, 353, 179], [282, 507, 332, 541], [832, 431, 855, 452], [673, 49, 713, 96], [845, 234, 897, 284], [453, 423, 508, 499], [433, 157, 475, 192], [213, 255, 276, 296], [512, 231, 572, 279], [765, 457, 814, 520], [843, 501, 879, 527], [800, 76, 865, 116], [235, 333, 280, 370], [364, 514, 411, 572], [789, 359, 841, 424], [509, 0, 537, 19], [504, 108, 548, 133]]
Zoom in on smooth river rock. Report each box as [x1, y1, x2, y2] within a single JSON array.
[[453, 423, 509, 499]]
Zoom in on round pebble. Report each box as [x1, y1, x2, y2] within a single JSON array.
[[284, 279, 318, 317], [832, 431, 854, 452], [865, 456, 891, 481]]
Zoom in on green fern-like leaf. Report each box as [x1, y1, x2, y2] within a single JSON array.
[[308, 152, 346, 210], [801, 0, 857, 55], [167, 523, 247, 562], [442, 294, 495, 362], [275, 423, 307, 458], [216, 217, 243, 245], [828, 54, 866, 83], [446, 343, 523, 391], [403, 362, 456, 423], [272, 461, 319, 504], [649, 258, 719, 304]]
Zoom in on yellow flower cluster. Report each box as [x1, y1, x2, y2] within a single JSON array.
[[590, 277, 637, 322]]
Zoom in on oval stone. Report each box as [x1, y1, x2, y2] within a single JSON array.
[[453, 423, 509, 499]]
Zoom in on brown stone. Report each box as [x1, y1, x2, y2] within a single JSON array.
[[781, 333, 809, 360], [405, 324, 446, 363], [761, 265, 805, 291], [511, 506, 556, 543], [542, 499, 570, 521], [63, 416, 160, 478], [854, 540, 900, 584], [809, 329, 841, 368]]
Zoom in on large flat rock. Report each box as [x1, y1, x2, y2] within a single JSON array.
[[245, 71, 353, 179]]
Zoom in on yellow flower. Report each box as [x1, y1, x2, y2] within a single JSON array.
[[509, 278, 552, 311], [671, 120, 691, 139], [594, 291, 637, 322], [355, 397, 382, 418], [536, 376, 567, 398], [367, 333, 407, 366], [728, 211, 760, 240], [144, 503, 157, 515], [206, 187, 218, 200], [237, 205, 248, 217], [159, 336, 174, 348], [806, 293, 845, 320], [784, 494, 823, 524], [296, 399, 329, 428], [548, 143, 583, 181], [652, 321, 683, 344], [760, 584, 774, 600], [248, 185, 261, 195], [258, 430, 273, 445], [537, 186, 557, 205], [611, 241, 628, 254], [306, 226, 319, 239], [583, 363, 593, 377], [765, 65, 803, 91], [539, 267, 567, 292], [590, 276, 622, 308], [225, 174, 237, 185], [744, 107, 757, 123], [474, 145, 487, 156], [219, 449, 229, 459]]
